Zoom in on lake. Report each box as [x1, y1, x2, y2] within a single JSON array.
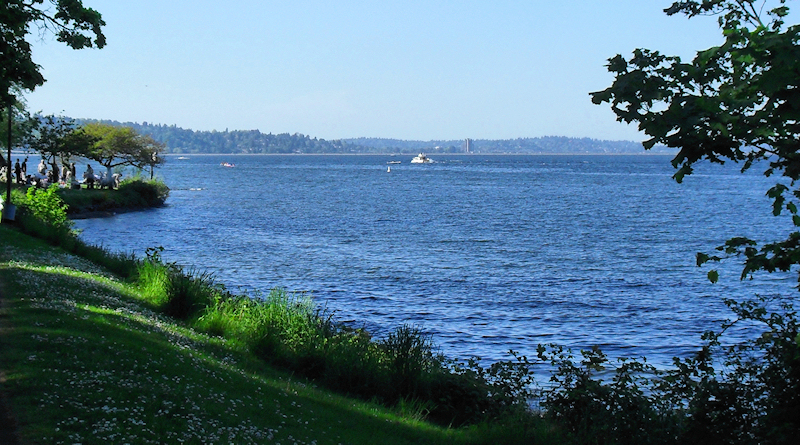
[[74, 154, 795, 367]]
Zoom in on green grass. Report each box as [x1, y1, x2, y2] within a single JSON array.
[[0, 224, 490, 444]]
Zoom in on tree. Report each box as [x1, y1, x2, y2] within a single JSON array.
[[1, 0, 105, 106], [135, 135, 166, 179], [591, 0, 800, 287], [81, 123, 166, 186], [26, 114, 88, 172], [0, 88, 35, 167]]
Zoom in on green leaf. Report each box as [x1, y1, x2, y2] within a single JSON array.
[[697, 252, 710, 266], [707, 270, 720, 283]]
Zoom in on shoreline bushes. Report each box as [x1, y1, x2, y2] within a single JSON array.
[[55, 177, 169, 215]]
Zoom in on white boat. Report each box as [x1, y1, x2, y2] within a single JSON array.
[[410, 153, 432, 164]]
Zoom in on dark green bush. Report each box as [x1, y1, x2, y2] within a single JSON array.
[[537, 297, 800, 445], [117, 178, 169, 207], [15, 185, 74, 246]]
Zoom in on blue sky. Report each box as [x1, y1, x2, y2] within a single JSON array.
[[25, 1, 736, 141]]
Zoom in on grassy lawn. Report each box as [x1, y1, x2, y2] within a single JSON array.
[[0, 224, 476, 444]]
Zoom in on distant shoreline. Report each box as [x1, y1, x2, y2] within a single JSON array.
[[166, 151, 675, 157]]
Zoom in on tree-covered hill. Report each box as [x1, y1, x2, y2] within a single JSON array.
[[343, 136, 673, 154], [77, 119, 665, 154], [77, 120, 360, 154]]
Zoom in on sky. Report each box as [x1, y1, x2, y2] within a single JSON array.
[[23, 0, 738, 142]]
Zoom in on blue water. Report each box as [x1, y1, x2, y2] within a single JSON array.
[[74, 154, 795, 367]]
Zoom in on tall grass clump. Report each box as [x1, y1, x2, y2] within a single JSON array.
[[133, 246, 171, 305], [194, 288, 539, 426], [162, 267, 219, 320], [198, 289, 328, 369], [381, 325, 440, 400], [133, 246, 221, 320]]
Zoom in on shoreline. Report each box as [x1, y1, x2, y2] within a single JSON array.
[[67, 204, 163, 220], [165, 151, 675, 157]]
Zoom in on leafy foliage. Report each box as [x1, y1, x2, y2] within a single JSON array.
[[116, 177, 169, 208], [537, 297, 800, 445], [13, 184, 74, 246], [544, 2, 800, 444], [21, 184, 71, 230], [0, 0, 105, 105], [591, 1, 800, 286], [80, 122, 166, 174], [26, 114, 93, 166], [0, 91, 35, 166]]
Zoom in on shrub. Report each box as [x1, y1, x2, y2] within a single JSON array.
[[15, 185, 75, 246], [23, 185, 71, 229], [117, 178, 169, 207], [538, 345, 669, 445], [536, 296, 800, 445]]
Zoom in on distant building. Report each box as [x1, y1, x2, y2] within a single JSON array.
[[464, 138, 472, 153]]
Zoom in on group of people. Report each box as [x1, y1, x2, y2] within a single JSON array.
[[1, 157, 120, 190]]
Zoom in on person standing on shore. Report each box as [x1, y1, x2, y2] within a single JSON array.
[[50, 160, 59, 184], [84, 164, 95, 189], [61, 162, 69, 183], [37, 159, 46, 177], [14, 159, 21, 184]]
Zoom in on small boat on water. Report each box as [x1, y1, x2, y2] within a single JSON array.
[[410, 153, 432, 164], [387, 160, 401, 164], [220, 162, 235, 168]]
